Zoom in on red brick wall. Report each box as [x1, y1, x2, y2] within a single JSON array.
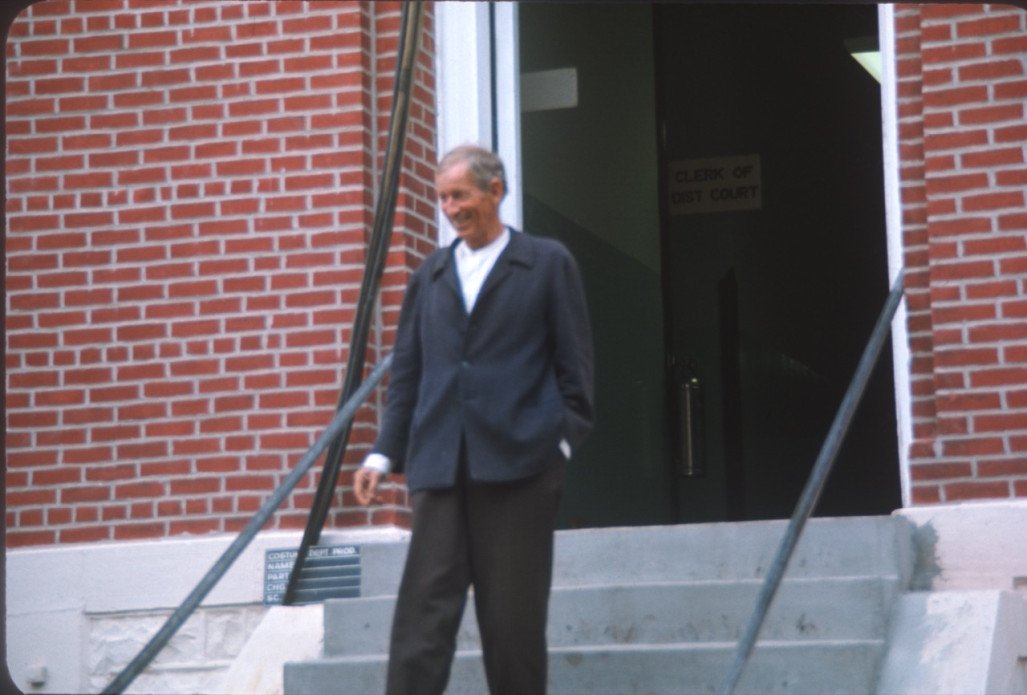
[[894, 3, 1027, 504], [5, 0, 435, 547]]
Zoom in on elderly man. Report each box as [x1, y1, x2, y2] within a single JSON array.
[[354, 144, 594, 695]]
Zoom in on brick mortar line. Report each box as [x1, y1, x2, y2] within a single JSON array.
[[910, 461, 1024, 474], [919, 37, 1027, 53], [922, 107, 1027, 119], [4, 84, 372, 110], [7, 416, 337, 439], [933, 228, 1027, 241], [913, 473, 1027, 486], [921, 140, 1027, 156], [934, 402, 1027, 415], [8, 51, 370, 74], [923, 77, 1027, 91], [6, 201, 376, 220], [4, 220, 371, 241], [5, 352, 354, 377], [917, 379, 1027, 400], [18, 15, 366, 40], [929, 318, 1027, 329], [932, 238, 1027, 249], [920, 180, 1026, 193], [8, 122, 376, 145], [932, 376, 1027, 389], [4, 266, 368, 285], [7, 91, 372, 116], [11, 40, 386, 65], [932, 332, 1027, 343]]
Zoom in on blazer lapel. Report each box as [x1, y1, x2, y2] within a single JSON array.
[[429, 244, 468, 314], [472, 229, 534, 315]]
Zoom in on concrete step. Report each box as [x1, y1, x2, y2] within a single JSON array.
[[286, 639, 885, 695], [551, 516, 913, 586], [285, 517, 914, 695], [351, 516, 914, 599], [324, 575, 899, 657]]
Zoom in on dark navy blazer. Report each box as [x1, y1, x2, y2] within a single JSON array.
[[373, 229, 595, 492]]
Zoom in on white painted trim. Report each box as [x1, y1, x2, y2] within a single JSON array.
[[493, 2, 523, 231], [434, 3, 492, 248], [878, 4, 913, 509], [433, 3, 522, 245], [434, 3, 492, 153]]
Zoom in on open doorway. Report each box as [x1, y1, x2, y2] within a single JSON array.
[[519, 3, 901, 528]]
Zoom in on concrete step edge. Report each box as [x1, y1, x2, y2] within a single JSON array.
[[324, 576, 899, 656], [299, 637, 888, 668], [331, 572, 904, 608]]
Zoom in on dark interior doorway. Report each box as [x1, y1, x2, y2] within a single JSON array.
[[519, 3, 902, 528]]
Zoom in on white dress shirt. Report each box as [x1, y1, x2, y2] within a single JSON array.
[[454, 226, 510, 312]]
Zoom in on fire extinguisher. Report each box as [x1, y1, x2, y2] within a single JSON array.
[[674, 358, 706, 477]]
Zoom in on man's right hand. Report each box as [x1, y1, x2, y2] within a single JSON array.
[[354, 466, 382, 507]]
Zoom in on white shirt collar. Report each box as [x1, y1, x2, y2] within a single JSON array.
[[454, 227, 510, 312], [454, 226, 510, 261]]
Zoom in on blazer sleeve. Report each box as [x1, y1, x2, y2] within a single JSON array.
[[548, 245, 595, 450], [373, 267, 425, 473]]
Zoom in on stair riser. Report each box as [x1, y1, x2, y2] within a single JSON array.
[[552, 517, 913, 587], [353, 517, 915, 598], [324, 578, 898, 656], [286, 642, 884, 695]]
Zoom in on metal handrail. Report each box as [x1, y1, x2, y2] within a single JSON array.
[[283, 0, 425, 606], [717, 269, 905, 695], [100, 353, 393, 695]]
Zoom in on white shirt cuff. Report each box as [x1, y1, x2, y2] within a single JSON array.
[[362, 452, 392, 475], [365, 445, 566, 473]]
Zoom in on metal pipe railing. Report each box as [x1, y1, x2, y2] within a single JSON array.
[[283, 0, 425, 606], [100, 353, 393, 695], [717, 269, 905, 695]]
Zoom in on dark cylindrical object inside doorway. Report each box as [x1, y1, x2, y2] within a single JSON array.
[[675, 360, 706, 478]]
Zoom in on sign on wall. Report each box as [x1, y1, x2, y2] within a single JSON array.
[[668, 154, 762, 215], [264, 545, 360, 605]]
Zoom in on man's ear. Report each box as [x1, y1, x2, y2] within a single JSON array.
[[489, 177, 504, 201]]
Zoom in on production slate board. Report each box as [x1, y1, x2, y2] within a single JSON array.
[[264, 544, 360, 605]]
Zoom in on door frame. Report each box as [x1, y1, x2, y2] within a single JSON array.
[[434, 2, 914, 509], [434, 2, 522, 243], [878, 4, 913, 508]]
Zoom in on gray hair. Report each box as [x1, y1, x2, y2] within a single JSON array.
[[437, 144, 507, 199]]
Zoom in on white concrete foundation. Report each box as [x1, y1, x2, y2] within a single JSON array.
[[877, 590, 1027, 695], [214, 604, 324, 695], [884, 500, 1027, 695], [895, 500, 1027, 591], [6, 527, 407, 694]]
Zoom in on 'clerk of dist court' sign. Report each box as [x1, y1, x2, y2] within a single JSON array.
[[668, 154, 761, 215]]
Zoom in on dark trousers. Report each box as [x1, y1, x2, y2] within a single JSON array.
[[385, 452, 567, 695]]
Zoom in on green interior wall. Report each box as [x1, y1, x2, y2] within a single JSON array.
[[520, 3, 672, 528]]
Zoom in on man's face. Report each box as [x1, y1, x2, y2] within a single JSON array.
[[436, 161, 503, 250]]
